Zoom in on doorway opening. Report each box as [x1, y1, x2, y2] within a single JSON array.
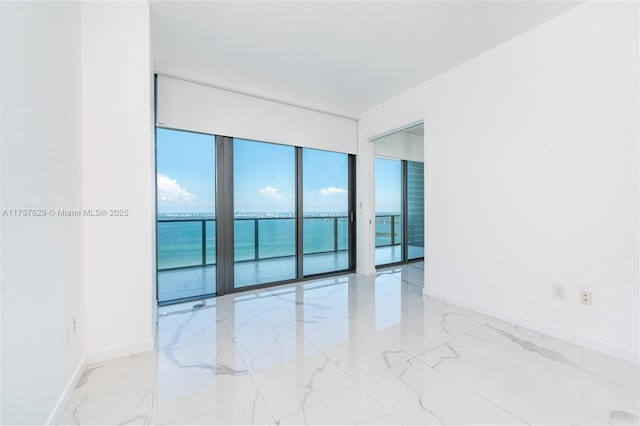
[[372, 124, 424, 267]]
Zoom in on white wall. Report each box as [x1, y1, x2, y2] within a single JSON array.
[[356, 133, 376, 275], [359, 1, 639, 362], [0, 2, 85, 423], [406, 134, 424, 163], [1, 3, 155, 422], [82, 2, 155, 363]]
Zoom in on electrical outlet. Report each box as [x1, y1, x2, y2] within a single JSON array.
[[552, 285, 565, 301], [580, 290, 592, 305], [73, 317, 77, 334]]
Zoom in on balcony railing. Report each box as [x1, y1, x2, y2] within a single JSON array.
[[157, 215, 401, 271], [374, 215, 402, 247]]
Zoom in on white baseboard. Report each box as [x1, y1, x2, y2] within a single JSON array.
[[423, 288, 639, 365], [86, 338, 155, 366], [45, 353, 87, 425]]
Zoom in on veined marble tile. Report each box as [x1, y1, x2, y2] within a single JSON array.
[[231, 308, 323, 374], [155, 337, 273, 425], [250, 350, 357, 421], [59, 352, 156, 425], [294, 315, 354, 350], [59, 263, 640, 426], [328, 281, 378, 319], [266, 281, 351, 327], [369, 295, 490, 356], [408, 261, 424, 270], [360, 358, 524, 425], [217, 292, 290, 339], [402, 262, 424, 286], [158, 305, 230, 350], [322, 328, 413, 380], [278, 385, 399, 425], [224, 285, 358, 421], [157, 382, 272, 425], [260, 276, 356, 329], [371, 270, 405, 296], [486, 319, 639, 393], [400, 279, 424, 296], [295, 275, 354, 300], [420, 320, 639, 425]]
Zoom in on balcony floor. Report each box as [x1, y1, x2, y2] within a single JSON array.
[[159, 247, 424, 303], [158, 251, 350, 302], [375, 244, 424, 265]]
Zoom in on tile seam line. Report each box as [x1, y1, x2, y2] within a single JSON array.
[[413, 329, 532, 426]]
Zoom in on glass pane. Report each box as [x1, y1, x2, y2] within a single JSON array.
[[157, 221, 202, 269], [205, 220, 216, 264], [303, 148, 349, 275], [337, 217, 348, 251], [156, 129, 216, 302], [259, 218, 296, 259], [234, 219, 256, 262], [375, 216, 392, 247], [407, 161, 424, 259], [375, 157, 403, 266], [394, 215, 402, 245], [304, 218, 335, 254], [233, 139, 296, 287]]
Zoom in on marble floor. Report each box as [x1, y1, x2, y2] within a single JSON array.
[[61, 263, 639, 425]]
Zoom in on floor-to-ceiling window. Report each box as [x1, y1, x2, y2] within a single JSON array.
[[233, 139, 297, 287], [157, 132, 355, 304], [303, 148, 350, 275], [156, 129, 216, 303]]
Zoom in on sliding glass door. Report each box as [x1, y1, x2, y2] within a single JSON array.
[[157, 131, 355, 304], [233, 139, 297, 287], [303, 148, 350, 275]]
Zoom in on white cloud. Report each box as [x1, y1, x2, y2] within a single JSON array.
[[258, 185, 285, 201], [157, 173, 197, 204], [320, 187, 347, 196]]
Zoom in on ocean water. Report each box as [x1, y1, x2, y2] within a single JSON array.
[[157, 215, 400, 270]]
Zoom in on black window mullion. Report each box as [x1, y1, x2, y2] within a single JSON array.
[[216, 135, 234, 296], [348, 154, 356, 271], [402, 160, 409, 263]]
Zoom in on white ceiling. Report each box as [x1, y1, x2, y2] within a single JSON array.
[[151, 1, 578, 118]]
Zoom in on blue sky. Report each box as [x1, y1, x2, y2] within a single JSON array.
[[157, 128, 401, 215], [157, 129, 215, 214], [303, 148, 348, 213], [233, 139, 297, 213]]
